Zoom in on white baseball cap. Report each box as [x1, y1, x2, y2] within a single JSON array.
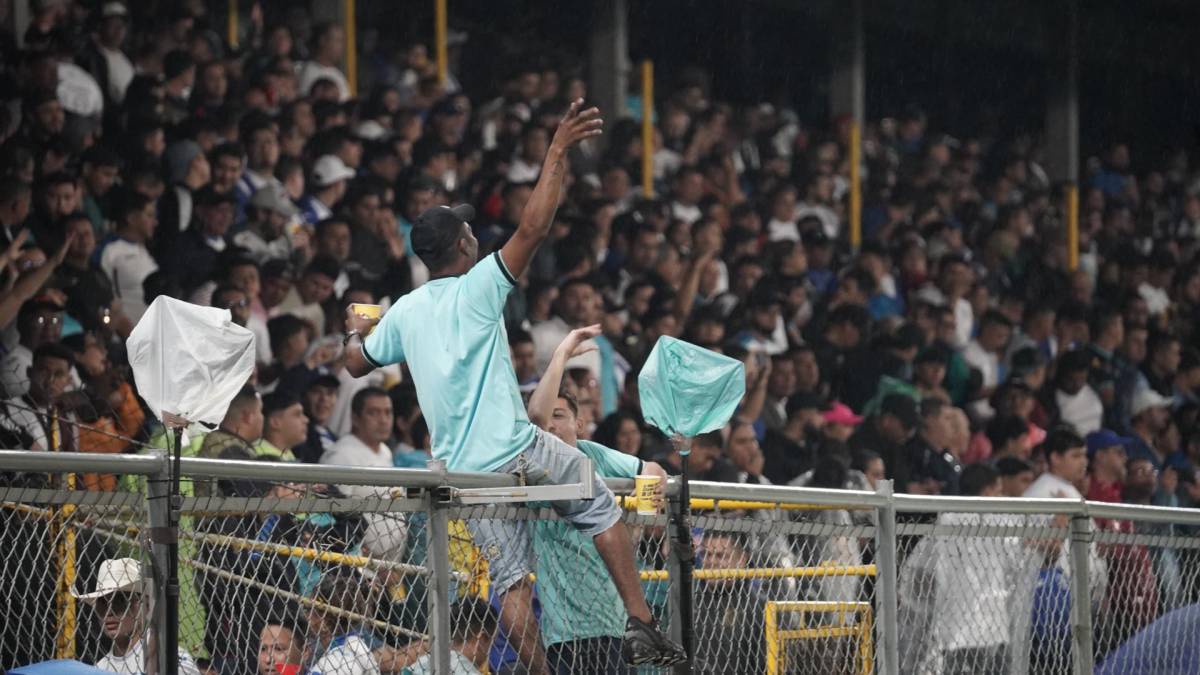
[[311, 155, 355, 188], [250, 183, 300, 217], [101, 2, 128, 18], [71, 558, 149, 602], [1131, 388, 1173, 418]]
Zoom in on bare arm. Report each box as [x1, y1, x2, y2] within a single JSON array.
[[735, 357, 771, 425], [0, 232, 73, 329], [528, 324, 600, 428], [672, 249, 717, 334], [500, 99, 603, 280]]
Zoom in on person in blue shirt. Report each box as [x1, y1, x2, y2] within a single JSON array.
[[344, 100, 685, 673]]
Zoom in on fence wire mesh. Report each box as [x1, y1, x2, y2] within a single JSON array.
[[1090, 516, 1200, 674], [0, 479, 151, 671], [898, 512, 1086, 675], [4, 449, 1200, 675]]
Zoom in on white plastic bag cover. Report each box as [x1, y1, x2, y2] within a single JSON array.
[[126, 296, 256, 426]]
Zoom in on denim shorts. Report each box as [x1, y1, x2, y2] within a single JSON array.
[[467, 427, 623, 595]]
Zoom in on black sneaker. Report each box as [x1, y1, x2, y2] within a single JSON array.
[[622, 616, 689, 666]]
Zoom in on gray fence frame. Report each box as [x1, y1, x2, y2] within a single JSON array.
[[3, 449, 1200, 675]]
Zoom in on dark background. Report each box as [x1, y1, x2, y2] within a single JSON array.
[[357, 0, 1200, 166]]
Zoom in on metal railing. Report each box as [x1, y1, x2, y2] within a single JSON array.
[[2, 449, 1199, 674]]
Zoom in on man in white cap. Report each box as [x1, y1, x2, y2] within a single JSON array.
[[1126, 387, 1175, 470], [73, 558, 201, 675], [299, 155, 355, 227], [235, 184, 307, 266]]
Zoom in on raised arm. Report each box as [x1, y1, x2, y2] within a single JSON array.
[[500, 99, 603, 280], [528, 324, 600, 428], [0, 232, 73, 330]]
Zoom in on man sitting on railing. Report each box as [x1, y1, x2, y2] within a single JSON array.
[[343, 101, 686, 672]]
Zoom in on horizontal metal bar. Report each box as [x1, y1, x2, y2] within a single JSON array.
[[179, 495, 426, 514], [177, 456, 519, 489], [678, 480, 889, 508], [1085, 501, 1200, 526], [0, 449, 164, 475], [892, 494, 1086, 515], [0, 487, 144, 509]]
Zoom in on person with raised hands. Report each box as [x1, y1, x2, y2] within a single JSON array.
[[342, 100, 685, 672]]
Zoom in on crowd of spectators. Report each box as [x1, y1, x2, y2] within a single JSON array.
[[1, 0, 1200, 674]]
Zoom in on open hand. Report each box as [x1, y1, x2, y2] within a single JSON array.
[[556, 323, 601, 359], [551, 99, 603, 151]]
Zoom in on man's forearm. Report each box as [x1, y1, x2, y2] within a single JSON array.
[[528, 345, 570, 427], [517, 146, 569, 241]]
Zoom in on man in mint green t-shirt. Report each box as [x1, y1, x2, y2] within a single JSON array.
[[344, 101, 684, 673], [527, 325, 670, 674]]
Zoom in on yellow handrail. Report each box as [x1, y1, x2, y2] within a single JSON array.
[[640, 564, 875, 582]]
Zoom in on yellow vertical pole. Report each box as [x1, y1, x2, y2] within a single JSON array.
[[764, 603, 779, 675], [1066, 183, 1079, 271], [344, 0, 358, 96], [859, 607, 874, 675], [435, 0, 448, 86], [226, 0, 238, 51], [52, 412, 77, 659], [641, 60, 654, 198], [849, 120, 862, 252]]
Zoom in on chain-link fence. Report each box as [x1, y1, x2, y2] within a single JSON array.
[[0, 477, 150, 669], [3, 450, 1200, 675]]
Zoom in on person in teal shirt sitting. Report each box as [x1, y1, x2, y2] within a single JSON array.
[[527, 325, 670, 674], [344, 100, 684, 670]]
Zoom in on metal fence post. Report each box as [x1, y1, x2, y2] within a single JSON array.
[[425, 460, 452, 675], [873, 480, 899, 675], [666, 493, 689, 675], [1069, 513, 1094, 674], [146, 454, 172, 675]]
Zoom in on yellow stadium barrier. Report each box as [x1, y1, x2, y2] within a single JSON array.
[[765, 601, 873, 675]]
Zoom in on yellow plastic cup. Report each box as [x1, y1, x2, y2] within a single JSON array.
[[350, 303, 383, 335], [634, 475, 662, 515]]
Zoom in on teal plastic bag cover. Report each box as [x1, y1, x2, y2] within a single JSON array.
[[638, 336, 746, 441]]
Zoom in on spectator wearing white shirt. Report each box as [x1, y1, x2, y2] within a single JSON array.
[[235, 184, 306, 266], [506, 124, 548, 183], [920, 464, 1026, 675], [0, 299, 63, 399], [320, 387, 406, 560], [765, 183, 801, 242], [1053, 349, 1105, 437], [297, 23, 352, 102], [962, 310, 1013, 420], [95, 191, 158, 323], [795, 174, 840, 240], [0, 343, 76, 452], [80, 3, 134, 106], [669, 166, 704, 225], [72, 558, 201, 675]]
